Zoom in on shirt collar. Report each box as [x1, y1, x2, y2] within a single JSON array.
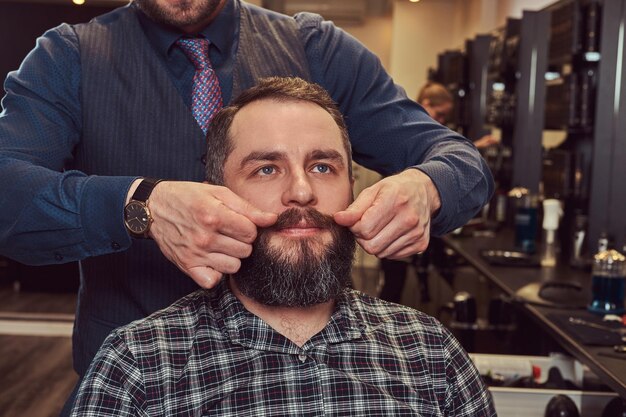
[[133, 0, 235, 58], [210, 277, 365, 353]]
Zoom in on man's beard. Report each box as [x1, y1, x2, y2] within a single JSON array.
[[134, 0, 222, 31], [232, 208, 356, 307]]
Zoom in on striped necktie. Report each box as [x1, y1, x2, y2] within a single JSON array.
[[176, 37, 223, 135]]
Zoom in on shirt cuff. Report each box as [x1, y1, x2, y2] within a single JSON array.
[[413, 161, 458, 236], [80, 175, 139, 256]]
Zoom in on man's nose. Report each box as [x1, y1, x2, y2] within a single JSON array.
[[282, 170, 316, 207]]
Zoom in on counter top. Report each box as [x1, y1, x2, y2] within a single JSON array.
[[443, 230, 626, 398]]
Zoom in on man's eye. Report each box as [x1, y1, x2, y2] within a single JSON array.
[[313, 164, 331, 174], [258, 166, 276, 176]]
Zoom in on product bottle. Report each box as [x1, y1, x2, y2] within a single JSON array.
[[541, 199, 563, 267], [588, 249, 626, 315], [569, 212, 588, 268], [597, 232, 609, 252], [511, 187, 539, 253]]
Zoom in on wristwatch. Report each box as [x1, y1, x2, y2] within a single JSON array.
[[124, 178, 163, 238]]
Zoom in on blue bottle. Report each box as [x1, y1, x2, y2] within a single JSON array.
[[588, 249, 626, 315], [510, 188, 538, 253]]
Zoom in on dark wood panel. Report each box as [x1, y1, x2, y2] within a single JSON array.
[[0, 335, 76, 417], [0, 284, 76, 315]]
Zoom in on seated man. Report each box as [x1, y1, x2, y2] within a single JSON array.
[[71, 77, 495, 416]]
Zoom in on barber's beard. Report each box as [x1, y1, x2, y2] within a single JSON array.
[[232, 208, 356, 307], [134, 0, 222, 30]]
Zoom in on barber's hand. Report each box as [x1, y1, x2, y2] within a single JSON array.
[[147, 181, 277, 288], [334, 169, 440, 259]]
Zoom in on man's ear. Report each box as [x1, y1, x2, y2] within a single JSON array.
[[350, 176, 355, 187]]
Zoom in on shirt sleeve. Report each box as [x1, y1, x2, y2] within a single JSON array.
[[297, 15, 494, 235], [0, 24, 135, 265], [441, 327, 497, 416], [71, 331, 147, 417]]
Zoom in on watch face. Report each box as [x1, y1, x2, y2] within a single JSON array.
[[124, 201, 150, 235]]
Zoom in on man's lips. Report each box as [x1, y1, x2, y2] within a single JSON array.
[[276, 227, 323, 237], [274, 220, 327, 237]]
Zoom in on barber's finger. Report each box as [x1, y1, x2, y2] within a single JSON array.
[[376, 226, 430, 259], [383, 240, 429, 260], [198, 234, 253, 259], [203, 252, 243, 275], [354, 224, 406, 257], [357, 234, 425, 260], [187, 267, 223, 289], [216, 188, 277, 228], [333, 209, 361, 228], [176, 250, 243, 288], [208, 208, 262, 243], [334, 186, 378, 227], [350, 194, 399, 240], [247, 208, 277, 228], [356, 214, 427, 257], [350, 187, 398, 240]]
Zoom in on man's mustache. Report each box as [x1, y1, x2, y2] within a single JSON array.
[[265, 207, 335, 231]]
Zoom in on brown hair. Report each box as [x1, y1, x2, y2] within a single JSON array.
[[416, 81, 453, 106], [205, 77, 352, 185]]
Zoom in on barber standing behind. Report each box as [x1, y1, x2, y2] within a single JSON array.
[[0, 0, 493, 390]]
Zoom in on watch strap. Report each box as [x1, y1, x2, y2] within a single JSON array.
[[131, 178, 163, 203]]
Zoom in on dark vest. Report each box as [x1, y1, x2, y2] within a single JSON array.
[[71, 1, 317, 375]]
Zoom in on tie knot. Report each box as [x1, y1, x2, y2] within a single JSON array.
[[177, 37, 211, 70]]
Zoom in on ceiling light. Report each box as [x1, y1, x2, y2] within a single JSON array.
[[73, 0, 85, 5]]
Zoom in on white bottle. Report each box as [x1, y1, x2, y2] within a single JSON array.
[[541, 199, 563, 267]]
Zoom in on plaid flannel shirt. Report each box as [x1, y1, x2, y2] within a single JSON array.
[[71, 278, 496, 416]]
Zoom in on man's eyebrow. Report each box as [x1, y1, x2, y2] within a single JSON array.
[[239, 149, 346, 168], [308, 149, 346, 167], [239, 151, 286, 168]]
